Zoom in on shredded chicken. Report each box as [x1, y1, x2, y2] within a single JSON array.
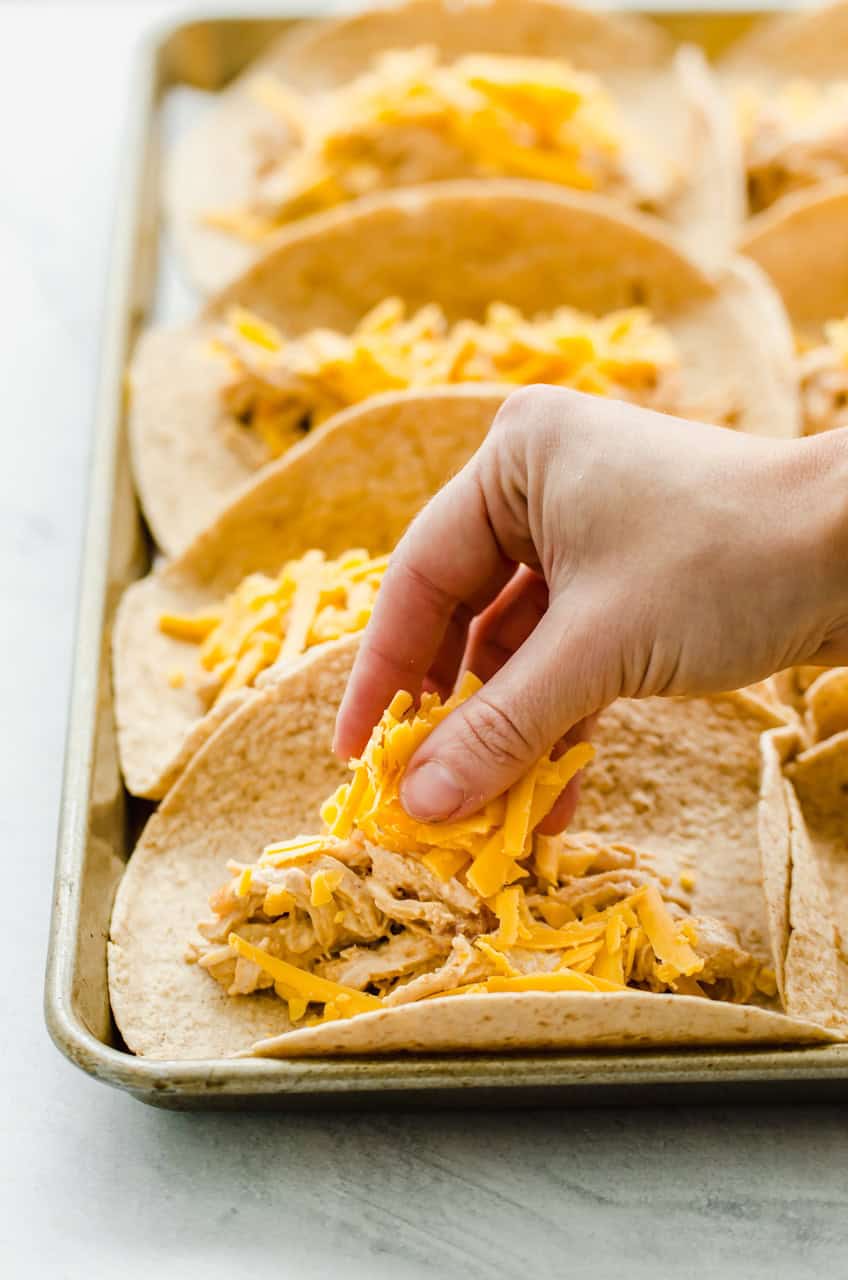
[[739, 80, 848, 214], [382, 936, 490, 1006], [191, 826, 775, 1025], [687, 915, 775, 1003], [319, 933, 448, 990], [798, 339, 848, 436]]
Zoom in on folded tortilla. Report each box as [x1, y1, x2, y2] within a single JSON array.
[[133, 181, 799, 556], [115, 387, 503, 800], [740, 183, 848, 436], [741, 181, 848, 334], [166, 0, 742, 292], [779, 734, 848, 1033], [720, 2, 848, 217], [108, 643, 835, 1060]]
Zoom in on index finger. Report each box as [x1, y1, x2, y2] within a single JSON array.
[[334, 460, 514, 759]]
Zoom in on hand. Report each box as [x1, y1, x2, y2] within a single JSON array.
[[335, 386, 848, 831]]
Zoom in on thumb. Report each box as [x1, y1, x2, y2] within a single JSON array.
[[400, 601, 608, 822]]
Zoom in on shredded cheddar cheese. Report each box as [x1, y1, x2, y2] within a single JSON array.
[[476, 881, 704, 992], [209, 48, 648, 239], [159, 549, 387, 707], [310, 868, 344, 907], [322, 671, 594, 896], [219, 298, 680, 461], [228, 932, 383, 1017]]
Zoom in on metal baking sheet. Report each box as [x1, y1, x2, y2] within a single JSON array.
[[44, 7, 848, 1109]]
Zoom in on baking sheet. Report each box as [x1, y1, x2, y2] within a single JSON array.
[[44, 6, 848, 1109]]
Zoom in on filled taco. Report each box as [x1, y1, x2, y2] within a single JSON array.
[[114, 387, 503, 800], [107, 637, 839, 1060], [741, 181, 848, 437], [167, 0, 741, 292], [132, 182, 799, 555], [720, 0, 848, 216]]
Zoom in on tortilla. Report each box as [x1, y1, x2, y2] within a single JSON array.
[[166, 0, 742, 293], [133, 181, 799, 556], [114, 386, 503, 799], [804, 668, 848, 744], [757, 726, 796, 1005], [249, 990, 833, 1057], [108, 655, 835, 1061], [759, 726, 841, 1027], [720, 2, 848, 217], [740, 181, 848, 337], [787, 734, 848, 1033], [721, 1, 848, 81]]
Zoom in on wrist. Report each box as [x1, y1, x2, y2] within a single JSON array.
[[791, 427, 848, 662]]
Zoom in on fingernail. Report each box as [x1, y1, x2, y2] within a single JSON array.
[[401, 761, 466, 821]]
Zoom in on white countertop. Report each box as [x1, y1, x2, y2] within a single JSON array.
[[2, 3, 846, 1276]]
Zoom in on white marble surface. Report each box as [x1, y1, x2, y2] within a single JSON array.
[[2, 3, 847, 1277]]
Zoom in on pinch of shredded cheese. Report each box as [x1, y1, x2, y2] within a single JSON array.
[[219, 299, 680, 461], [321, 670, 594, 896], [159, 548, 388, 707], [209, 48, 634, 237]]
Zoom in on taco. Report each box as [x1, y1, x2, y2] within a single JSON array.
[[132, 182, 799, 555], [720, 0, 848, 216], [114, 387, 503, 800], [741, 182, 848, 436], [167, 0, 742, 292], [107, 638, 838, 1060]]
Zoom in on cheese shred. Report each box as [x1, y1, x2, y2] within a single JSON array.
[[322, 670, 594, 896], [159, 548, 387, 706], [218, 298, 680, 462]]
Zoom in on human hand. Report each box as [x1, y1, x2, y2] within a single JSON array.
[[335, 387, 848, 830]]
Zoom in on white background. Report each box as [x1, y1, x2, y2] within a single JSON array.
[[1, 3, 846, 1277]]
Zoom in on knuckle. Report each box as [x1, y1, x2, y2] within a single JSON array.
[[454, 692, 536, 772], [493, 384, 559, 438]]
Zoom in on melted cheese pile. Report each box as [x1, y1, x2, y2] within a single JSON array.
[[159, 549, 387, 706], [219, 299, 680, 461], [322, 671, 594, 897], [210, 48, 629, 237]]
